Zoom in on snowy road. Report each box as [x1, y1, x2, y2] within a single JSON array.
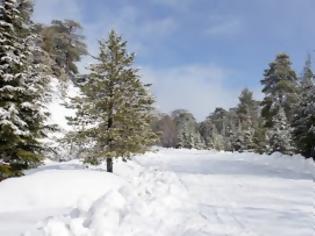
[[137, 149, 314, 236], [0, 149, 314, 235]]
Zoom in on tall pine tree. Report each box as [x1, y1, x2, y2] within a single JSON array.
[[0, 0, 50, 179], [38, 19, 87, 81], [233, 89, 259, 151], [292, 55, 315, 159], [267, 107, 295, 155], [260, 53, 298, 155], [68, 30, 157, 172], [172, 110, 205, 149], [261, 53, 299, 127]]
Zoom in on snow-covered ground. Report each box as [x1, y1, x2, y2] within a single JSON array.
[[0, 148, 314, 236]]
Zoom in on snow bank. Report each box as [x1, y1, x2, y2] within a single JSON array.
[[0, 168, 125, 212], [37, 162, 207, 236]]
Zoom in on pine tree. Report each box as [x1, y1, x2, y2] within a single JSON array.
[[300, 54, 313, 88], [292, 56, 315, 159], [205, 107, 238, 151], [39, 20, 87, 80], [267, 107, 295, 155], [0, 0, 50, 179], [172, 110, 205, 149], [211, 126, 225, 151], [252, 118, 267, 154], [261, 53, 299, 127], [199, 119, 215, 149], [233, 89, 259, 151], [68, 30, 157, 172]]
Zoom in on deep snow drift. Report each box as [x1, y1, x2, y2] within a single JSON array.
[[0, 149, 314, 236]]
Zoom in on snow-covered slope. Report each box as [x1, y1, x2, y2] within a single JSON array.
[[43, 78, 81, 159], [46, 78, 80, 132], [0, 149, 313, 236]]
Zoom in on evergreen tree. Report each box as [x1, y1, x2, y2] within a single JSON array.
[[233, 89, 259, 151], [200, 120, 225, 150], [68, 30, 157, 172], [172, 110, 205, 149], [211, 125, 225, 150], [252, 118, 267, 154], [38, 19, 87, 83], [267, 107, 295, 155], [261, 53, 299, 127], [237, 89, 259, 126], [292, 56, 315, 159], [205, 107, 237, 151], [300, 54, 314, 88], [199, 119, 215, 149], [0, 0, 50, 179]]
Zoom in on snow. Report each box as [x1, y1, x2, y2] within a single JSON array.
[[0, 148, 314, 236], [43, 78, 82, 159], [46, 78, 80, 132]]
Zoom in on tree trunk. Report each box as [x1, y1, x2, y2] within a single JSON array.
[[106, 157, 113, 173]]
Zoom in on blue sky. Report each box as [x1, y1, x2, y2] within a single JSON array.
[[33, 0, 315, 120]]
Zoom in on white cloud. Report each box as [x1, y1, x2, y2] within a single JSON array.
[[140, 64, 241, 121]]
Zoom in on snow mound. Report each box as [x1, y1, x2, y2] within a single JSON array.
[[0, 169, 125, 212], [38, 166, 207, 236]]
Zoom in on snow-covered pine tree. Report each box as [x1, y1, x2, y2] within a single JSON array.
[[200, 108, 227, 151], [252, 118, 267, 154], [211, 128, 225, 151], [68, 30, 157, 172], [267, 107, 295, 155], [233, 89, 259, 151], [172, 110, 205, 149], [260, 53, 299, 155], [292, 56, 315, 159], [199, 119, 215, 149], [230, 128, 244, 152], [199, 118, 226, 150], [261, 53, 299, 127], [0, 0, 50, 179]]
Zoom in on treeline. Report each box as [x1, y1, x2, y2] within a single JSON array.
[[153, 53, 315, 160]]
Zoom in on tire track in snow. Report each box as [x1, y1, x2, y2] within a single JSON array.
[[210, 183, 260, 236], [178, 173, 259, 236]]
